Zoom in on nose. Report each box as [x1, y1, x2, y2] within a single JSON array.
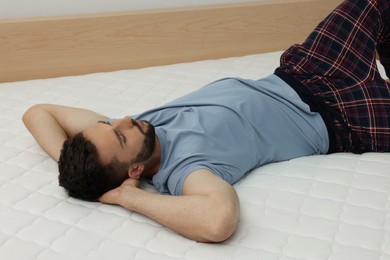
[[114, 116, 133, 129]]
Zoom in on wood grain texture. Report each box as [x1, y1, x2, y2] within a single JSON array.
[[0, 0, 341, 82]]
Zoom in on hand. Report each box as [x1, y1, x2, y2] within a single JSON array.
[[99, 178, 140, 205]]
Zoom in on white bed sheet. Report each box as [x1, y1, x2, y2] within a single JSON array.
[[0, 51, 389, 260]]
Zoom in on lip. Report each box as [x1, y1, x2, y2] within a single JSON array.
[[135, 120, 144, 131]]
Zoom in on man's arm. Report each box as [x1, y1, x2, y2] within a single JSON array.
[[99, 169, 240, 243], [22, 104, 107, 161]]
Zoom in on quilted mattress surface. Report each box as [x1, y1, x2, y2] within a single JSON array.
[[0, 51, 389, 260]]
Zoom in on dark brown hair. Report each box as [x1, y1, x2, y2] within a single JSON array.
[[58, 132, 129, 201]]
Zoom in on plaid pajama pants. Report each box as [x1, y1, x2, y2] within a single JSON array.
[[274, 0, 390, 153]]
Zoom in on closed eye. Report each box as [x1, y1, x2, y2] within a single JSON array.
[[97, 120, 111, 125], [115, 131, 127, 145], [97, 120, 125, 148]]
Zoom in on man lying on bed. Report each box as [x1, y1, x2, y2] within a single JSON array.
[[23, 0, 389, 243]]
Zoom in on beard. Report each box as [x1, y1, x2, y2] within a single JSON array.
[[133, 120, 156, 163]]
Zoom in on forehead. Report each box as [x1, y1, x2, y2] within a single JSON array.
[[83, 123, 118, 164]]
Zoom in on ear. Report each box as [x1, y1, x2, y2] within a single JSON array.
[[128, 164, 144, 180]]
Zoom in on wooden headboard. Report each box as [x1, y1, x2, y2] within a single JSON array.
[[0, 0, 341, 83]]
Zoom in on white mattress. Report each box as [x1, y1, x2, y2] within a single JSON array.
[[0, 51, 389, 260]]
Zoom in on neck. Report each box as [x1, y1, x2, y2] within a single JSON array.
[[142, 136, 161, 178]]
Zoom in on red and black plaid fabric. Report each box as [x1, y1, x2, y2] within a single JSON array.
[[275, 0, 390, 153]]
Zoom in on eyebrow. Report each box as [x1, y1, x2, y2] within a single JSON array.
[[97, 120, 124, 148]]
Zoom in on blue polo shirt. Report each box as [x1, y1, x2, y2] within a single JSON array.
[[134, 74, 329, 195]]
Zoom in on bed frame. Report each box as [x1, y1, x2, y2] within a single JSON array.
[[0, 0, 341, 83]]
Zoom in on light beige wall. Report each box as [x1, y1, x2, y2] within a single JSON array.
[[0, 0, 342, 82], [1, 0, 265, 19]]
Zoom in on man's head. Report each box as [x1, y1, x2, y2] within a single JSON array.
[[58, 116, 156, 201]]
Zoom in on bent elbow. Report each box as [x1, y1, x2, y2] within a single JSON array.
[[22, 106, 34, 125], [206, 203, 239, 243], [22, 104, 43, 125], [208, 221, 237, 243]]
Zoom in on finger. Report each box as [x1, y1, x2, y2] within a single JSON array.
[[123, 178, 140, 187], [98, 189, 120, 204]]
